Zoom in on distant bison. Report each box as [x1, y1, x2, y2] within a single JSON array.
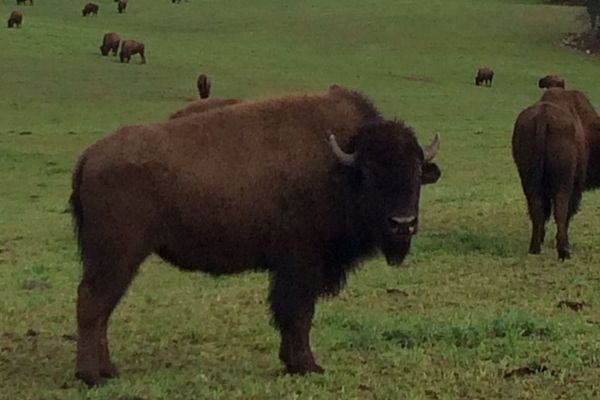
[[119, 40, 145, 64], [197, 74, 211, 99], [100, 32, 120, 56], [169, 98, 242, 119], [512, 89, 600, 259], [538, 75, 565, 89], [16, 0, 33, 5], [82, 3, 99, 16], [475, 67, 493, 87], [7, 10, 22, 28], [117, 0, 127, 13], [70, 85, 441, 386]]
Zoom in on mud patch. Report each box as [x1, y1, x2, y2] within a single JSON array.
[[504, 362, 548, 378], [557, 300, 586, 312]]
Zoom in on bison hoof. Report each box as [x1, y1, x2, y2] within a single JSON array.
[[528, 247, 541, 255], [99, 363, 118, 379], [558, 248, 571, 261], [75, 370, 107, 387], [286, 363, 324, 375]]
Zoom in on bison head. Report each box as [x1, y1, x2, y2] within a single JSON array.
[[329, 121, 440, 266]]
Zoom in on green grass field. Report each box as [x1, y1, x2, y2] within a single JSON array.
[[2, 0, 600, 398]]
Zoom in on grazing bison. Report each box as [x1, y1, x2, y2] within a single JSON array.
[[7, 10, 22, 28], [100, 32, 120, 56], [82, 3, 99, 16], [70, 85, 441, 386], [197, 74, 211, 99], [538, 75, 565, 90], [16, 0, 33, 5], [512, 89, 600, 260], [119, 40, 145, 63], [169, 98, 242, 120], [117, 0, 127, 13], [475, 67, 493, 87]]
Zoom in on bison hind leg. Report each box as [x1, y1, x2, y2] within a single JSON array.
[[526, 192, 550, 254], [76, 230, 150, 386]]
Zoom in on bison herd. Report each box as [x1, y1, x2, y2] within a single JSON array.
[[3, 0, 599, 390]]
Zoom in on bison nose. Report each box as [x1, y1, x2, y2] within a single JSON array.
[[388, 216, 418, 236]]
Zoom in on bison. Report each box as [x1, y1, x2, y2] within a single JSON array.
[[512, 89, 600, 260], [196, 74, 211, 99], [117, 0, 127, 13], [16, 0, 33, 5], [119, 40, 145, 64], [169, 98, 242, 120], [475, 67, 493, 87], [7, 10, 22, 28], [82, 3, 99, 16], [100, 32, 120, 56], [538, 75, 565, 90], [70, 85, 441, 386]]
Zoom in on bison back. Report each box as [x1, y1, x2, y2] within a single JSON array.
[[75, 87, 380, 273]]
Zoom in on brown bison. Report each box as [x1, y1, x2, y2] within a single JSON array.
[[169, 98, 242, 120], [82, 3, 99, 16], [119, 40, 145, 63], [7, 10, 22, 28], [117, 0, 127, 13], [70, 85, 441, 386], [512, 89, 600, 260], [99, 32, 120, 56], [475, 67, 493, 87], [16, 0, 33, 5], [197, 74, 211, 99], [538, 75, 565, 90]]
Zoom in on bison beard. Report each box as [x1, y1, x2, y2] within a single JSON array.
[[512, 89, 600, 259], [70, 86, 440, 386]]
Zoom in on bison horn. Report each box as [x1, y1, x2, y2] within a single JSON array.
[[423, 133, 440, 163], [328, 134, 356, 166]]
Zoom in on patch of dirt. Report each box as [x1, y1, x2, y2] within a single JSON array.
[[557, 300, 586, 312], [25, 329, 38, 337], [504, 363, 548, 379], [404, 75, 437, 84], [385, 288, 409, 296], [21, 281, 51, 290], [562, 31, 600, 55]]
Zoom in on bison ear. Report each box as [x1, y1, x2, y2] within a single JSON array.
[[421, 163, 441, 185]]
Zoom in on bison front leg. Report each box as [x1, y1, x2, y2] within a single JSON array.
[[268, 265, 323, 375]]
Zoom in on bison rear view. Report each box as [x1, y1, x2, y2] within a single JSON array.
[[70, 85, 441, 386]]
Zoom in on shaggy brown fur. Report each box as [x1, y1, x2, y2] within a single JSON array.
[[169, 98, 242, 120], [538, 75, 565, 89], [7, 10, 22, 28], [197, 74, 211, 99], [82, 3, 99, 16], [117, 0, 127, 13], [119, 40, 145, 64], [512, 89, 600, 260], [70, 85, 441, 386], [99, 32, 120, 56], [475, 67, 494, 87]]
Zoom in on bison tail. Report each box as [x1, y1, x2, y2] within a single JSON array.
[[69, 155, 87, 260], [529, 118, 548, 192]]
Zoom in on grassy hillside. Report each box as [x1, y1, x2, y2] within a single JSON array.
[[2, 0, 600, 398]]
